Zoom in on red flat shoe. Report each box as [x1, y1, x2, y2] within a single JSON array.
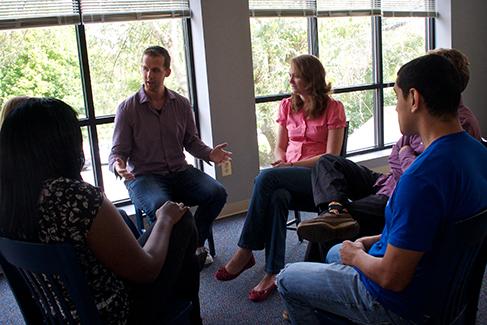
[[214, 255, 255, 281], [248, 283, 277, 302]]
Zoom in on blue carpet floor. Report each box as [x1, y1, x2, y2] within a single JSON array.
[[1, 212, 486, 324]]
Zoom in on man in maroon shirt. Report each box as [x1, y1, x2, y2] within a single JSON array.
[[297, 49, 482, 252], [109, 46, 231, 265]]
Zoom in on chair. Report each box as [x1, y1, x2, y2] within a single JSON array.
[[135, 207, 216, 257], [286, 121, 350, 241], [424, 208, 487, 324], [313, 208, 487, 325], [0, 238, 102, 324], [0, 237, 194, 325]]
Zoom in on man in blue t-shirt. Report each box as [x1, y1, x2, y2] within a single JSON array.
[[276, 54, 487, 324]]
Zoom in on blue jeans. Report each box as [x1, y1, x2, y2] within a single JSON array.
[[126, 166, 227, 246], [277, 244, 412, 325], [238, 167, 316, 274]]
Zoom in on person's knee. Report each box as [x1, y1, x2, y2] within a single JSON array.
[[319, 153, 338, 164], [254, 168, 279, 188], [211, 182, 227, 205], [197, 178, 227, 207], [313, 154, 339, 175], [276, 263, 303, 299], [276, 265, 292, 297], [325, 244, 342, 264], [271, 189, 291, 208], [173, 211, 197, 238]]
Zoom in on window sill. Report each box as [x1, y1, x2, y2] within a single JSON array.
[[348, 148, 391, 172]]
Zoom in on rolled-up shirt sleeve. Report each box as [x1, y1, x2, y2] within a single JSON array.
[[182, 102, 212, 162]]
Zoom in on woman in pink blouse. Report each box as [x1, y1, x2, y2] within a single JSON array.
[[215, 55, 346, 302]]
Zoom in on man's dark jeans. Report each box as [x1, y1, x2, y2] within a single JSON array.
[[126, 166, 227, 247]]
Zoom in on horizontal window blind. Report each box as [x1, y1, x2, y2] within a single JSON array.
[[81, 0, 190, 24], [0, 0, 190, 30], [250, 0, 437, 18], [249, 0, 316, 17], [0, 0, 80, 30], [382, 0, 437, 17], [317, 0, 381, 17]]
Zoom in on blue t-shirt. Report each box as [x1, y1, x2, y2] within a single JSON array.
[[359, 131, 487, 321]]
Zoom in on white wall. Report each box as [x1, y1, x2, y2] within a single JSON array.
[[190, 0, 259, 216], [437, 0, 487, 136]]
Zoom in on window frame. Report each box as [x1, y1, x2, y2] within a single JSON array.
[[253, 15, 435, 158], [74, 18, 197, 206]]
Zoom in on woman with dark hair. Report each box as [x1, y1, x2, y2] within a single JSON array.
[[0, 97, 201, 324], [0, 96, 30, 128], [215, 55, 346, 302]]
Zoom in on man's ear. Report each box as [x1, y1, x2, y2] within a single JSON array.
[[409, 88, 420, 113], [165, 68, 172, 77]]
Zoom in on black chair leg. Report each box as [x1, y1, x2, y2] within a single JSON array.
[[207, 226, 216, 257], [294, 210, 303, 242]]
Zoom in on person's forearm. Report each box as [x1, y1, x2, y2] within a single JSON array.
[[352, 248, 411, 292], [140, 218, 174, 281], [185, 137, 212, 162], [292, 153, 325, 168], [351, 250, 390, 287], [274, 147, 286, 162], [108, 152, 123, 173], [358, 234, 381, 250]]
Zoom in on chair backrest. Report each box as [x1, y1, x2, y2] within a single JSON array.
[[339, 121, 350, 157], [0, 237, 102, 325], [426, 208, 487, 325]]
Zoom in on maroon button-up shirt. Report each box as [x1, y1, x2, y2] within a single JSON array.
[[108, 87, 212, 177]]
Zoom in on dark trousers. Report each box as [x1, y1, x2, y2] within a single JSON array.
[[126, 166, 227, 247], [306, 155, 389, 261], [238, 167, 317, 274], [120, 210, 201, 324]]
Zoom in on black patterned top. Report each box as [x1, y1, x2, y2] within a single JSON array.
[[37, 177, 129, 324]]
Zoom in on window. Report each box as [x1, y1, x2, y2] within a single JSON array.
[[85, 20, 189, 118], [0, 26, 84, 117], [0, 0, 193, 203], [84, 19, 190, 201], [318, 17, 373, 87], [249, 0, 436, 167], [382, 17, 427, 144], [333, 90, 375, 151], [251, 17, 308, 166]]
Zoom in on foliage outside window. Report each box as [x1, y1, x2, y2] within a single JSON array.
[[85, 20, 189, 201], [86, 20, 188, 118], [251, 17, 308, 166], [0, 26, 84, 116], [251, 14, 430, 167], [0, 19, 191, 203], [382, 18, 427, 145]]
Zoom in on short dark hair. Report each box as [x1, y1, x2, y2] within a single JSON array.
[[0, 97, 83, 238], [397, 54, 461, 119], [142, 46, 171, 69]]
